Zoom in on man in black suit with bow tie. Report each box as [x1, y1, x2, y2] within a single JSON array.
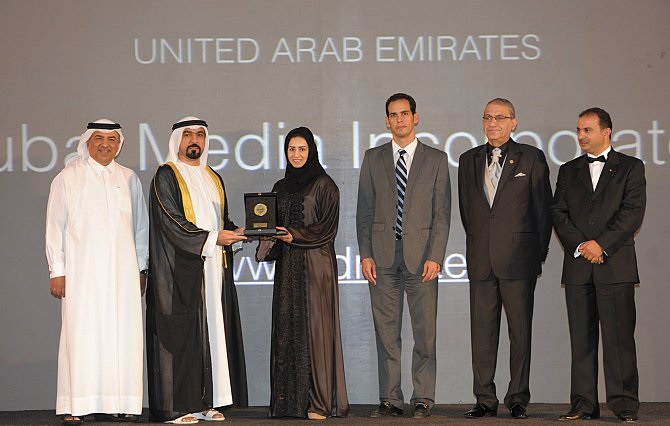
[[552, 107, 645, 423], [458, 98, 552, 419]]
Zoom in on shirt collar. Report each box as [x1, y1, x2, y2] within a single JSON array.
[[392, 138, 418, 158], [487, 139, 510, 155], [486, 139, 510, 164], [587, 145, 612, 160], [87, 157, 115, 174]]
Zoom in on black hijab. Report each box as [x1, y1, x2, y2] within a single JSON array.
[[279, 126, 326, 194]]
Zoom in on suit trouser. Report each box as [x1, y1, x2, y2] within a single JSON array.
[[369, 240, 438, 409], [565, 281, 639, 416], [469, 272, 536, 410]]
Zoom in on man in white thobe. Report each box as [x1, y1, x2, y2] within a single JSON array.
[[46, 119, 149, 425]]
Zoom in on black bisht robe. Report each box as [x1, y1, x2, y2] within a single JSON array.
[[146, 164, 248, 422]]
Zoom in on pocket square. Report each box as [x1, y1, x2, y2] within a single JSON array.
[[514, 172, 526, 177]]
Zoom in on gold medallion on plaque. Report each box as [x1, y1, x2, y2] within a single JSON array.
[[254, 202, 268, 217]]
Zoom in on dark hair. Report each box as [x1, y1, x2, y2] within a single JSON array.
[[579, 107, 612, 132], [486, 98, 516, 118], [385, 93, 416, 116]]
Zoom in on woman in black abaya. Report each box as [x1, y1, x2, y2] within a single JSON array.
[[256, 127, 349, 419]]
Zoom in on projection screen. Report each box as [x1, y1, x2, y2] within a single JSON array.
[[1, 0, 669, 410]]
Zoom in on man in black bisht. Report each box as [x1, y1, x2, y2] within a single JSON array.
[[146, 117, 248, 423]]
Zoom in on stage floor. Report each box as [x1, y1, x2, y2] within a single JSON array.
[[1, 403, 668, 425]]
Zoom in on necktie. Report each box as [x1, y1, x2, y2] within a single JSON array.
[[489, 147, 502, 190], [395, 149, 407, 239], [587, 155, 606, 163]]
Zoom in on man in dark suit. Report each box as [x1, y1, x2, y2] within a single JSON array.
[[552, 108, 645, 423], [356, 93, 451, 419], [458, 98, 552, 419]]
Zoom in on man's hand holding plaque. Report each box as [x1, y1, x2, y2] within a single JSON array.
[[216, 229, 247, 246]]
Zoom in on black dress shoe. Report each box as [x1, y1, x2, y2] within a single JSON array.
[[464, 403, 497, 418], [510, 403, 528, 419], [370, 401, 404, 417], [558, 410, 598, 421], [412, 402, 430, 419], [616, 411, 638, 423]]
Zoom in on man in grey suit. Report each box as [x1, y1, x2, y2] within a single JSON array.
[[458, 98, 552, 419], [356, 93, 451, 419]]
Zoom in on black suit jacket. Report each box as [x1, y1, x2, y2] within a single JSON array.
[[458, 139, 553, 281], [552, 150, 646, 285]]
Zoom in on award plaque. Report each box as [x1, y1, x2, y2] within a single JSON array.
[[243, 192, 287, 237]]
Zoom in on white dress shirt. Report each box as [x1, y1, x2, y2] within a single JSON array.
[[392, 138, 418, 173]]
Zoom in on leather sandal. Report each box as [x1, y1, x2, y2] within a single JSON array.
[[165, 413, 199, 424], [61, 415, 83, 426], [192, 409, 225, 421]]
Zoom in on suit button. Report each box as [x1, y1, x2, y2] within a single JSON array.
[[490, 214, 494, 219], [588, 221, 594, 226]]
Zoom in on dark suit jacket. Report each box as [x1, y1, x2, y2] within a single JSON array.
[[552, 150, 646, 285], [356, 140, 451, 274], [458, 139, 553, 281]]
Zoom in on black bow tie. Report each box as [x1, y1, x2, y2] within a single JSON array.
[[587, 155, 606, 163]]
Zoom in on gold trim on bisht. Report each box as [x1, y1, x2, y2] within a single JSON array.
[[166, 162, 196, 223], [166, 162, 228, 268]]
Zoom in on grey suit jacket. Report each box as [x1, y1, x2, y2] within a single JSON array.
[[356, 140, 451, 274]]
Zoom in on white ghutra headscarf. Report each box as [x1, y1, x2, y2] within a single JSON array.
[[70, 118, 124, 164], [166, 116, 209, 169]]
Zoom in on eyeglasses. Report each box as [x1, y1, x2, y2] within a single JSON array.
[[482, 115, 513, 122]]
